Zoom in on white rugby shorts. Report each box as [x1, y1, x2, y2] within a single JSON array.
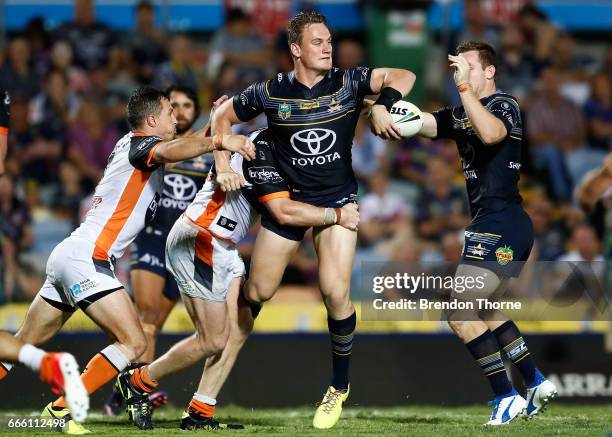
[[39, 236, 124, 311], [165, 216, 245, 302]]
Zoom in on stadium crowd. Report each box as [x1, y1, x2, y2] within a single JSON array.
[[0, 0, 609, 303]]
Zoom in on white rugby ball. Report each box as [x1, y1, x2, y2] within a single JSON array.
[[389, 100, 423, 138]]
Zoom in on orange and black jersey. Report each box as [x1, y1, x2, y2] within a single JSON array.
[[0, 88, 9, 135], [233, 67, 373, 202], [433, 92, 524, 219]]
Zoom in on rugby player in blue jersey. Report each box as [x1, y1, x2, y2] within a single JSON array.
[[418, 41, 557, 425]]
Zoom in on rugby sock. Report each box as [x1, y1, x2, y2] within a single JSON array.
[[187, 394, 217, 419], [492, 321, 537, 386], [130, 365, 158, 394], [53, 345, 130, 409], [17, 344, 45, 372], [328, 312, 356, 391], [465, 330, 513, 397], [0, 361, 14, 379]]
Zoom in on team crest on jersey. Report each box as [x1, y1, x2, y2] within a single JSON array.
[[495, 246, 514, 265], [278, 102, 291, 120]]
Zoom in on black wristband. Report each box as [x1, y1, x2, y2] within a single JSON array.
[[374, 87, 402, 112]]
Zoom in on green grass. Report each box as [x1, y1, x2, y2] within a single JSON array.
[[1, 405, 610, 436]]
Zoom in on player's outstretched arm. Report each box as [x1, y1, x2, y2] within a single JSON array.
[[448, 54, 506, 145], [368, 68, 416, 140], [151, 133, 255, 164], [265, 198, 359, 231]]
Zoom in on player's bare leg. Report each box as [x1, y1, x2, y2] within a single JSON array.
[[104, 270, 175, 415], [132, 270, 169, 363], [116, 294, 229, 430], [243, 227, 300, 304], [36, 289, 144, 433], [149, 297, 228, 380], [312, 224, 357, 429], [179, 277, 251, 430]]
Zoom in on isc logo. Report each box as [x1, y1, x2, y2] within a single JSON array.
[[390, 107, 408, 115]]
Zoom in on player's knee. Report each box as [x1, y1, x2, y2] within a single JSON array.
[[209, 333, 229, 356], [196, 331, 228, 357], [15, 326, 51, 346], [322, 289, 351, 313], [120, 330, 148, 361], [244, 281, 272, 303]]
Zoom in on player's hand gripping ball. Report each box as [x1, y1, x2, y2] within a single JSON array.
[[389, 100, 423, 138]]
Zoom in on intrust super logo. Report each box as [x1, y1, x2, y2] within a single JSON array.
[[248, 166, 284, 184], [290, 128, 340, 166]]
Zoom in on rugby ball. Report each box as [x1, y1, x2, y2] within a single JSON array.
[[389, 100, 423, 138]]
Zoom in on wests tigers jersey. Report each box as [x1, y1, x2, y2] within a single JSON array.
[[72, 132, 164, 261], [185, 129, 290, 244]]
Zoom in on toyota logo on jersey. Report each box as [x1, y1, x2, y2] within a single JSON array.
[[163, 174, 197, 201], [290, 128, 340, 166]]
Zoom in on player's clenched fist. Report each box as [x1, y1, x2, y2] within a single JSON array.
[[339, 203, 360, 231], [216, 170, 246, 192], [218, 134, 256, 161], [369, 105, 402, 140]]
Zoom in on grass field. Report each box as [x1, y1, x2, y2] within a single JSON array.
[[1, 405, 610, 436]]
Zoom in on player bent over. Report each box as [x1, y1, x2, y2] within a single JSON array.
[[115, 129, 359, 430], [213, 10, 415, 429], [417, 41, 557, 425], [0, 333, 89, 422], [0, 87, 255, 434]]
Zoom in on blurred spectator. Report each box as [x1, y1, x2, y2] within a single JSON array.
[[49, 40, 89, 93], [556, 223, 605, 298], [54, 0, 116, 70], [351, 116, 388, 184], [209, 8, 270, 86], [558, 223, 603, 264], [516, 4, 558, 63], [213, 62, 242, 99], [335, 38, 365, 70], [552, 32, 594, 106], [50, 161, 85, 226], [359, 172, 413, 249], [527, 66, 601, 200], [552, 32, 594, 83], [583, 73, 612, 150], [29, 69, 80, 142], [67, 98, 120, 184], [415, 157, 470, 241], [0, 35, 40, 100], [0, 174, 32, 251], [524, 194, 566, 261], [496, 23, 539, 101], [273, 32, 293, 74], [154, 34, 198, 91], [24, 17, 52, 77], [457, 0, 500, 51], [126, 0, 167, 84]]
